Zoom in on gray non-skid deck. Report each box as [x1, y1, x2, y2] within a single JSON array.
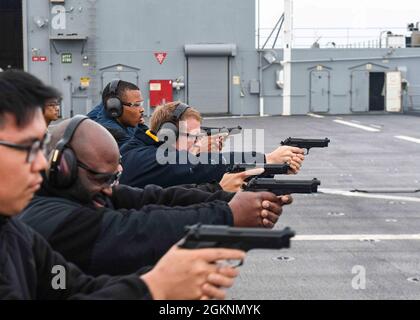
[[202, 113, 420, 300]]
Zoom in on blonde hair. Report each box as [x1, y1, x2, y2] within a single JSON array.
[[150, 101, 202, 133]]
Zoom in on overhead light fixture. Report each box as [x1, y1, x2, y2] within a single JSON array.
[[263, 50, 278, 64], [33, 16, 48, 28], [31, 48, 40, 56]]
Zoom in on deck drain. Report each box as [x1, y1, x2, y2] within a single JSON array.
[[328, 212, 345, 216], [407, 277, 420, 283], [274, 256, 295, 262], [360, 238, 380, 243], [385, 219, 398, 223]]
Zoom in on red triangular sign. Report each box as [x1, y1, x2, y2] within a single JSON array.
[[154, 52, 167, 64]]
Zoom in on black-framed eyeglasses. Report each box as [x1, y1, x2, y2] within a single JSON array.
[[0, 132, 50, 163], [77, 160, 122, 187], [45, 103, 60, 108], [44, 98, 61, 108], [122, 101, 144, 108]]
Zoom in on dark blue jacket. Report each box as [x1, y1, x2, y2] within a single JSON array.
[[19, 183, 234, 276], [0, 215, 151, 299], [87, 103, 103, 121], [89, 103, 142, 148], [119, 126, 265, 188]]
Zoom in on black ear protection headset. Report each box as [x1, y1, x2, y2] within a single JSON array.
[[156, 102, 190, 141], [46, 115, 89, 189], [104, 79, 123, 118]]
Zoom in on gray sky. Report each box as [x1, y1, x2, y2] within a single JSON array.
[[257, 0, 420, 48]]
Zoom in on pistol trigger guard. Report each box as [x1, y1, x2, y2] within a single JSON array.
[[227, 259, 244, 268], [235, 259, 244, 268], [217, 259, 244, 268]]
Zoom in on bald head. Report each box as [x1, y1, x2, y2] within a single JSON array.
[[48, 118, 120, 169]]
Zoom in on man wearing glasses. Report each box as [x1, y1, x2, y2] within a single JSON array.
[[88, 80, 146, 147], [42, 98, 61, 126], [119, 101, 305, 189], [0, 70, 246, 300]]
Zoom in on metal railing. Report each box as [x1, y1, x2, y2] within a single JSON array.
[[256, 27, 414, 49]]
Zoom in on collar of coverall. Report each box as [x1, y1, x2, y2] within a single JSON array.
[[145, 129, 159, 142]]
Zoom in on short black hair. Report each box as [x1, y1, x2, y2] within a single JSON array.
[[0, 70, 60, 128], [102, 80, 139, 104]]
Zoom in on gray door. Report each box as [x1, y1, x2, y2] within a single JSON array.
[[351, 71, 369, 112], [187, 57, 229, 114], [310, 71, 329, 112]]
